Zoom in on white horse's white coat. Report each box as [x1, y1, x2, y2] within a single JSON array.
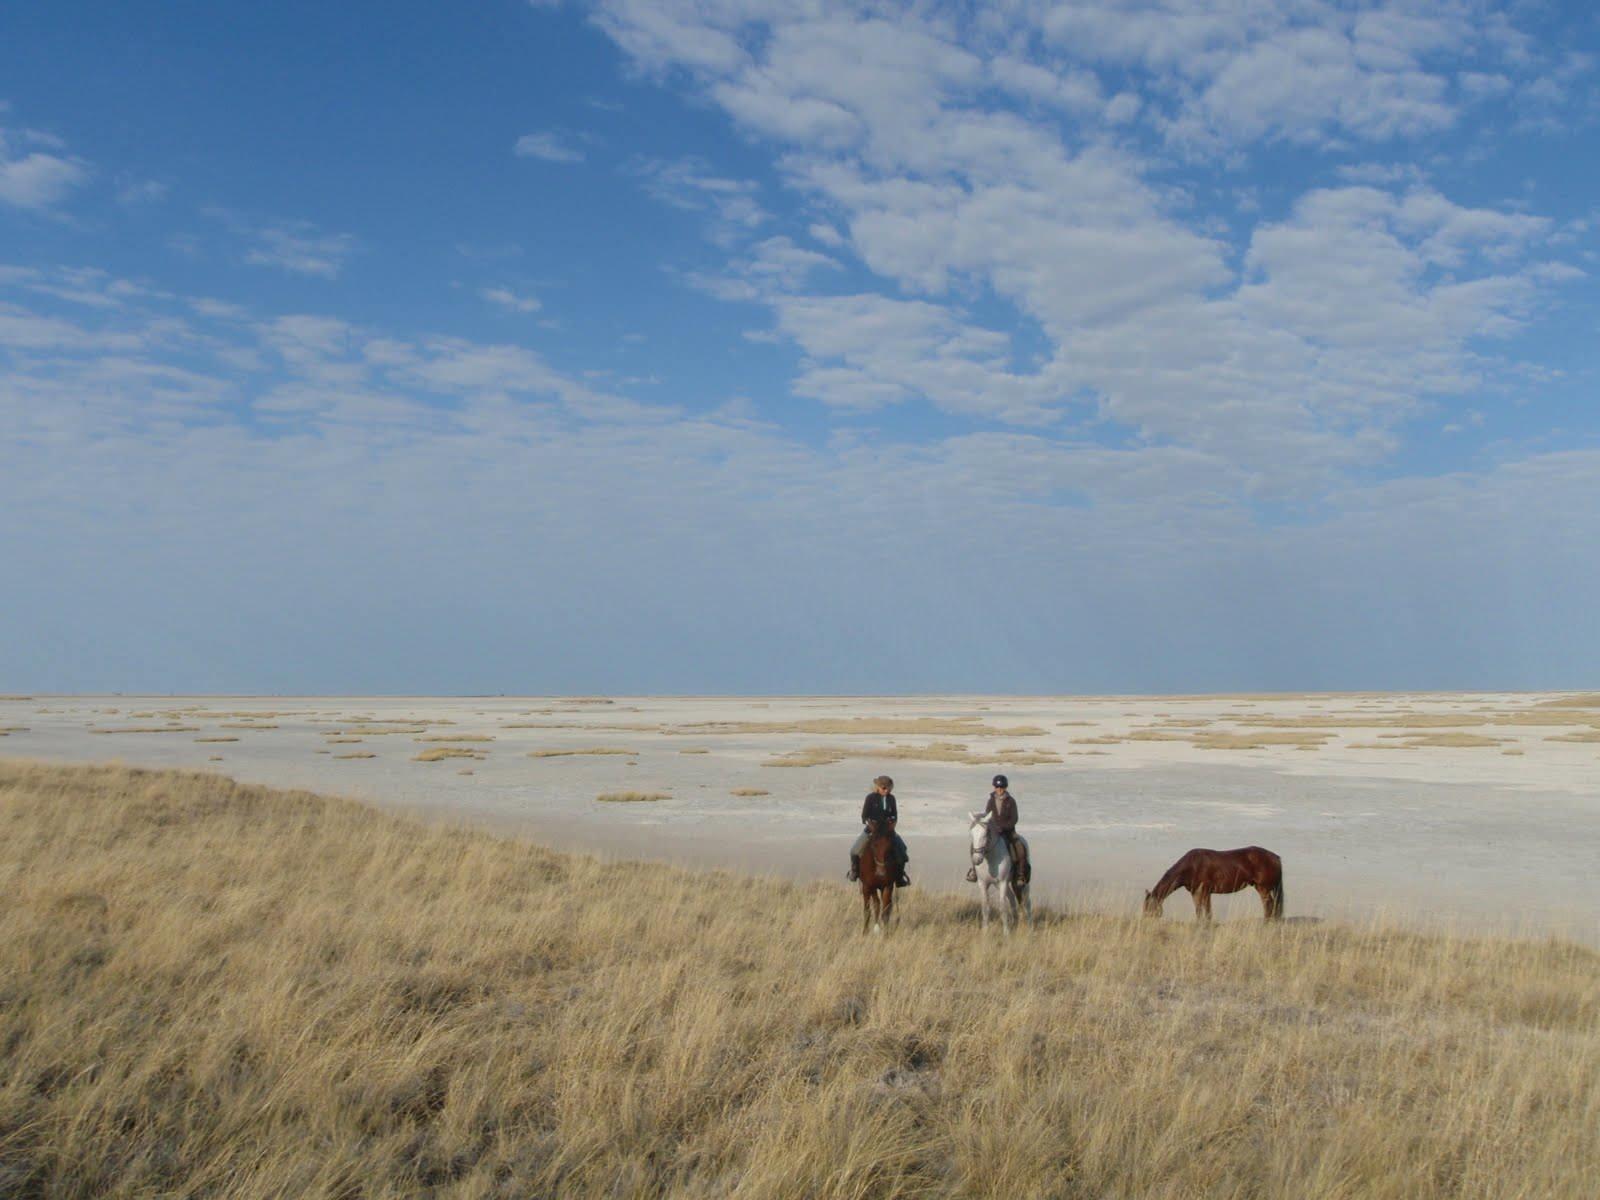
[[969, 812, 1032, 933]]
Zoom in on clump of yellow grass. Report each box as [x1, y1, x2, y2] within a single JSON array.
[[679, 717, 1049, 738], [764, 742, 1062, 768], [528, 747, 636, 759], [730, 788, 770, 797], [1, 762, 1596, 1198], [88, 726, 200, 735], [595, 791, 669, 802], [412, 747, 484, 762]]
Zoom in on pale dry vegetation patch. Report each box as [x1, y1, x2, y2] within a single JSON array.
[[335, 726, 430, 737], [1378, 733, 1509, 749], [218, 723, 279, 730], [679, 748, 711, 755], [89, 726, 201, 735], [415, 735, 495, 743], [193, 737, 239, 744], [334, 752, 376, 760], [673, 717, 1049, 738], [0, 762, 1595, 1199], [764, 742, 1063, 768], [1544, 730, 1600, 743], [527, 747, 636, 759], [1533, 693, 1600, 707], [730, 788, 770, 797], [595, 791, 669, 802], [0, 727, 26, 736], [412, 748, 486, 763], [1193, 731, 1335, 751]]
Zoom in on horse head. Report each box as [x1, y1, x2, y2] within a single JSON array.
[[968, 811, 992, 855], [1142, 889, 1163, 917]]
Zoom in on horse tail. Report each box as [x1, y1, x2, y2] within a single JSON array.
[[1270, 879, 1285, 919]]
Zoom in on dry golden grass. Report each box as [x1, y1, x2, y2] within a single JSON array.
[[527, 748, 636, 759], [219, 723, 279, 730], [0, 762, 1596, 1199], [1378, 733, 1508, 749], [1533, 693, 1600, 707], [89, 725, 201, 735], [763, 743, 1063, 769], [1243, 711, 1600, 732], [1193, 731, 1335, 750], [730, 788, 771, 797], [1545, 730, 1600, 743], [416, 735, 495, 743], [679, 748, 711, 755], [678, 718, 1049, 738], [595, 791, 669, 802], [193, 737, 239, 744], [412, 748, 485, 763], [334, 752, 376, 760]]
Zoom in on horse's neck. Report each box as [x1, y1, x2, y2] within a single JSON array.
[[978, 833, 1008, 872], [1151, 864, 1186, 900]]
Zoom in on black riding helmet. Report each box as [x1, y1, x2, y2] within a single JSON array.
[[992, 774, 1008, 789]]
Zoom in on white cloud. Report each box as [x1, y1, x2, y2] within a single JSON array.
[[0, 118, 90, 210], [632, 156, 767, 241], [481, 286, 542, 314], [513, 131, 586, 163], [235, 221, 357, 278]]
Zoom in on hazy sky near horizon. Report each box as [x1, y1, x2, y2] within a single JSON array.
[[2, 1, 1598, 694]]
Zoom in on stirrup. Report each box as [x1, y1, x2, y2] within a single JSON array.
[[847, 862, 859, 882], [897, 872, 911, 888], [965, 866, 978, 883]]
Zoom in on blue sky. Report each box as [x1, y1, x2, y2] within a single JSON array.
[[2, 0, 1598, 693]]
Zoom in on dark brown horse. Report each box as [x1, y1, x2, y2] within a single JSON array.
[[859, 822, 896, 933], [1143, 846, 1283, 921]]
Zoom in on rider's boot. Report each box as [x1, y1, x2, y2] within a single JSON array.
[[896, 865, 911, 888], [965, 864, 978, 883], [847, 855, 860, 882]]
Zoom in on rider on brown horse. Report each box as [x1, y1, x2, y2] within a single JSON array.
[[967, 774, 1028, 885], [848, 774, 910, 887]]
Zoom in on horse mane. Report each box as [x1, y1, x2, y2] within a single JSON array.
[[1149, 856, 1191, 901]]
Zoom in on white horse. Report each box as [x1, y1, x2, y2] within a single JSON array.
[[968, 812, 1032, 932]]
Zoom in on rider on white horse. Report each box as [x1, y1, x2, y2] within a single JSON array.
[[967, 774, 1027, 884]]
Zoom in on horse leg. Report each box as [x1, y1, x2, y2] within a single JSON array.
[[1193, 886, 1212, 922], [1000, 870, 1015, 934], [862, 889, 872, 935], [882, 885, 894, 931], [1255, 883, 1275, 919]]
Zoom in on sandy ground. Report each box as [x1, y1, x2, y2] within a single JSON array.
[[4, 691, 1598, 942]]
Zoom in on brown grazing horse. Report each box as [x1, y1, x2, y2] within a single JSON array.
[[859, 822, 897, 933], [1143, 846, 1283, 921]]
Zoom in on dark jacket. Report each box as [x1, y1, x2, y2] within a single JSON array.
[[984, 789, 1018, 834], [861, 790, 898, 829]]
